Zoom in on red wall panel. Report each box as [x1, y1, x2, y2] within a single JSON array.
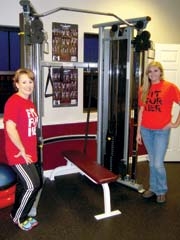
[[0, 120, 146, 170], [42, 122, 97, 170]]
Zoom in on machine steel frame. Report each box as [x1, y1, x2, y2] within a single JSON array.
[[19, 1, 152, 215]]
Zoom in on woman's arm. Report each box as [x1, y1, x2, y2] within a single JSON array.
[[171, 104, 180, 128], [136, 106, 144, 145], [5, 120, 32, 164], [6, 120, 25, 152], [164, 103, 180, 129]]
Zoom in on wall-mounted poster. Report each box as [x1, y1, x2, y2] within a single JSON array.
[[52, 67, 78, 107], [52, 22, 78, 62]]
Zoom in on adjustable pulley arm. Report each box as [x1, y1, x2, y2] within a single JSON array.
[[20, 0, 132, 26]]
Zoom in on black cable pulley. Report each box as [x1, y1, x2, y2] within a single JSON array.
[[83, 67, 93, 154]]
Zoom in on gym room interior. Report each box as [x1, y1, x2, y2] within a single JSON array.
[[0, 0, 180, 239]]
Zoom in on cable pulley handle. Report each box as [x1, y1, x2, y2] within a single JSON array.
[[45, 67, 54, 97]]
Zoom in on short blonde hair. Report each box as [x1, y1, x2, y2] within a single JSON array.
[[13, 68, 35, 91], [13, 68, 35, 83]]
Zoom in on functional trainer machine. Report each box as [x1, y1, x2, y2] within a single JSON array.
[[93, 18, 152, 191], [19, 0, 153, 215]]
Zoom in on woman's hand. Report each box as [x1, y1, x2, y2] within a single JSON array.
[[136, 132, 142, 145], [165, 109, 180, 129], [163, 122, 177, 129], [14, 151, 33, 164]]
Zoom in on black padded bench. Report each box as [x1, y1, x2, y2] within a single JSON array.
[[63, 150, 121, 220]]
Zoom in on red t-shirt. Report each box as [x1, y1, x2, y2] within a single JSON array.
[[138, 80, 180, 129], [3, 94, 38, 165]]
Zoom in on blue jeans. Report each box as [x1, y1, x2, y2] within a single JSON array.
[[141, 127, 170, 195]]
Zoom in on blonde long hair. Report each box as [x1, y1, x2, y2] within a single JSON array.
[[141, 61, 164, 103]]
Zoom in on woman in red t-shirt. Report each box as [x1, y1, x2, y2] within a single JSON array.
[[136, 61, 180, 204], [4, 68, 41, 231]]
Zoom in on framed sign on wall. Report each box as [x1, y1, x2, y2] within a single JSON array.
[[51, 22, 78, 107], [51, 67, 78, 107], [52, 22, 78, 62]]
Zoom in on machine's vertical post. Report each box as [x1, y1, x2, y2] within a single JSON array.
[[32, 43, 43, 177], [19, 0, 45, 215], [19, 14, 33, 69], [131, 50, 143, 180], [97, 26, 104, 165], [28, 43, 44, 217], [123, 27, 134, 169], [32, 44, 42, 133]]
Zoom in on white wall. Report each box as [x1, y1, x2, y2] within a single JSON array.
[[0, 0, 180, 127], [1, 0, 180, 43]]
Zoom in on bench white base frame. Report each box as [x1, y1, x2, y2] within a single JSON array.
[[94, 183, 121, 220], [77, 167, 121, 220], [68, 159, 121, 220], [44, 160, 121, 220]]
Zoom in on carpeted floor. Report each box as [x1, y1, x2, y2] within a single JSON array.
[[0, 161, 180, 240]]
